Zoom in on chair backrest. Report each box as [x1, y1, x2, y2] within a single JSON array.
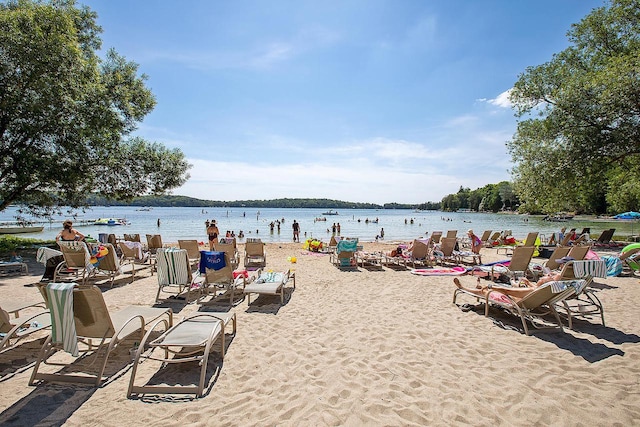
[[58, 241, 91, 269], [411, 239, 430, 259], [118, 241, 144, 260], [439, 238, 456, 256], [518, 282, 556, 309], [124, 234, 141, 243], [96, 243, 120, 272], [146, 234, 163, 253], [568, 245, 590, 261], [178, 240, 200, 260], [488, 232, 501, 242], [157, 248, 192, 286], [219, 237, 237, 249], [245, 240, 265, 256], [0, 307, 14, 333], [107, 234, 117, 247], [523, 232, 539, 246], [446, 230, 457, 239], [545, 246, 571, 270], [202, 252, 234, 284], [596, 229, 615, 243], [508, 246, 535, 272], [71, 286, 116, 339], [430, 232, 442, 244], [216, 241, 237, 260], [480, 230, 492, 242]]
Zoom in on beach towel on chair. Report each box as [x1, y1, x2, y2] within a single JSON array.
[[572, 260, 607, 278], [157, 248, 190, 286], [199, 251, 226, 273], [45, 282, 79, 357]]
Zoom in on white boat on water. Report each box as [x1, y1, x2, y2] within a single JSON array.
[[0, 225, 44, 234], [94, 218, 127, 226], [322, 210, 339, 215]]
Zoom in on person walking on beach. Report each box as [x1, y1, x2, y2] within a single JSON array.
[[380, 228, 384, 239], [292, 220, 300, 242], [207, 219, 219, 250]]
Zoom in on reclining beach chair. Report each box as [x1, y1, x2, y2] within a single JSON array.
[[498, 232, 539, 256], [541, 246, 572, 271], [93, 243, 122, 287], [118, 241, 148, 282], [405, 238, 430, 268], [593, 229, 616, 247], [127, 312, 236, 398], [244, 238, 266, 269], [124, 233, 141, 243], [30, 283, 173, 386], [331, 239, 358, 269], [216, 238, 240, 270], [53, 241, 96, 285], [484, 232, 501, 247], [156, 248, 196, 303], [244, 270, 296, 305], [1, 299, 51, 354], [556, 260, 607, 328], [473, 246, 536, 282], [430, 231, 443, 244], [482, 279, 587, 335], [479, 230, 492, 246], [433, 237, 459, 266], [196, 251, 247, 306], [146, 234, 164, 274], [178, 239, 201, 270]]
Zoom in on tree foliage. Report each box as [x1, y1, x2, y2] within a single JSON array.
[[508, 0, 640, 214], [0, 0, 191, 215], [439, 182, 517, 213]]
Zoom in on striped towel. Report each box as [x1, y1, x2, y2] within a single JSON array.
[[256, 271, 287, 284], [157, 248, 190, 285], [45, 283, 79, 357], [548, 279, 587, 295], [36, 247, 63, 265], [601, 256, 623, 277], [199, 251, 226, 273], [571, 260, 607, 278]]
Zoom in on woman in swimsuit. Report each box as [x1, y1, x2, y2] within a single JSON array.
[[56, 220, 85, 243], [206, 219, 219, 250]]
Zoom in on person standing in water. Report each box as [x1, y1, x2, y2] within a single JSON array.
[[207, 220, 219, 250], [292, 220, 300, 242]]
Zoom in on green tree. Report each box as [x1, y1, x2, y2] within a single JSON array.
[[508, 0, 640, 214], [0, 0, 191, 214]]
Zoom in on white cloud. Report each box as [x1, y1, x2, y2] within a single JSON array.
[[482, 89, 513, 108]]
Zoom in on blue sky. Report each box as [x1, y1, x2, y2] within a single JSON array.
[[83, 0, 603, 204]]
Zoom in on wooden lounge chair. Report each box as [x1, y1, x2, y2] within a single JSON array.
[[244, 270, 296, 305], [156, 248, 196, 303], [30, 283, 173, 386], [1, 300, 51, 354], [127, 312, 236, 398]]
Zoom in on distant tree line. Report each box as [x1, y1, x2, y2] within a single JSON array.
[[437, 182, 518, 213]]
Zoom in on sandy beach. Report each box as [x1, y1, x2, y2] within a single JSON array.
[[1, 241, 639, 426]]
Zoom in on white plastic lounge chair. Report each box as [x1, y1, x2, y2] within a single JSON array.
[[30, 283, 173, 386], [244, 270, 296, 305], [127, 312, 236, 398], [1, 300, 51, 353]]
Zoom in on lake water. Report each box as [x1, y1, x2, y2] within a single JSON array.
[[0, 206, 636, 244]]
